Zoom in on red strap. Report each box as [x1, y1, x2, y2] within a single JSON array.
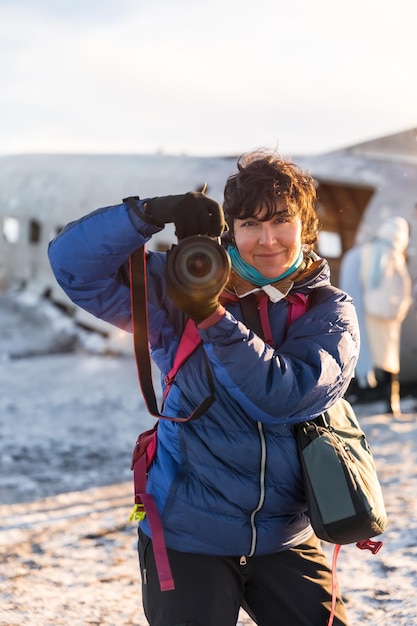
[[133, 447, 148, 494], [285, 293, 308, 330], [327, 544, 341, 626], [133, 454, 175, 591], [140, 493, 175, 591], [129, 246, 214, 423], [163, 319, 201, 400], [327, 542, 384, 625], [258, 294, 273, 345]]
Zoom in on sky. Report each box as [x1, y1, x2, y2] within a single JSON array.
[[1, 0, 416, 158]]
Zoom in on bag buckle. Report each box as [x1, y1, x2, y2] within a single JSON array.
[[356, 539, 383, 554]]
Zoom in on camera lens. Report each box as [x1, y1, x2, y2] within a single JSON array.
[[165, 235, 231, 297], [186, 252, 213, 278]]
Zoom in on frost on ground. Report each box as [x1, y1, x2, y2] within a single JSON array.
[[0, 484, 143, 626], [1, 290, 417, 625]]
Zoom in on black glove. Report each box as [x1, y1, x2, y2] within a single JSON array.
[[165, 281, 225, 324], [144, 192, 226, 240]]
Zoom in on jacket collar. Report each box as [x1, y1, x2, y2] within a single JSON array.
[[223, 252, 326, 303]]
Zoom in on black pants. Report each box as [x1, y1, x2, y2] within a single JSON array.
[[138, 529, 349, 626]]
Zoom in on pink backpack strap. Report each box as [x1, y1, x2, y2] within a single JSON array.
[[133, 453, 175, 591], [163, 319, 202, 401], [139, 491, 175, 591], [130, 425, 175, 591], [258, 294, 274, 345], [285, 293, 309, 331]]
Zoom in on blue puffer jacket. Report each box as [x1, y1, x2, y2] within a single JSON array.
[[48, 199, 360, 557]]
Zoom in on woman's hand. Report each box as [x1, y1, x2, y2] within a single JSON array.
[[144, 192, 226, 240]]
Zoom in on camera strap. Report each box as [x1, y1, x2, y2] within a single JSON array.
[[129, 245, 216, 422]]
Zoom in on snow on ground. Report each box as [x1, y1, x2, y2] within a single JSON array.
[[1, 289, 417, 625]]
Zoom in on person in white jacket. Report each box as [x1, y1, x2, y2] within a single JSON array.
[[340, 216, 411, 416]]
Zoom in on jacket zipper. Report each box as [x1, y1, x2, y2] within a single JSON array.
[[247, 421, 267, 557]]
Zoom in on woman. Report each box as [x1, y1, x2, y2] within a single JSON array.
[[48, 149, 358, 625], [340, 216, 411, 415]]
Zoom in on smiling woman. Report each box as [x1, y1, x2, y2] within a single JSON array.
[[229, 212, 303, 280], [222, 148, 319, 286], [47, 145, 359, 625]]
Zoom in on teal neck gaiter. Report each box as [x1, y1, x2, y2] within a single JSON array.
[[227, 245, 304, 286]]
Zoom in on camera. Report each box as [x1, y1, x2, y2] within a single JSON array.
[[165, 235, 231, 298]]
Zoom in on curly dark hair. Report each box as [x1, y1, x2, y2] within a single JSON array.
[[222, 148, 320, 249]]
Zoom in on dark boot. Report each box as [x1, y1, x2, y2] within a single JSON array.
[[376, 369, 400, 416]]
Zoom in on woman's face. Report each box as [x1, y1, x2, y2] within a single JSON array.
[[233, 206, 303, 279]]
